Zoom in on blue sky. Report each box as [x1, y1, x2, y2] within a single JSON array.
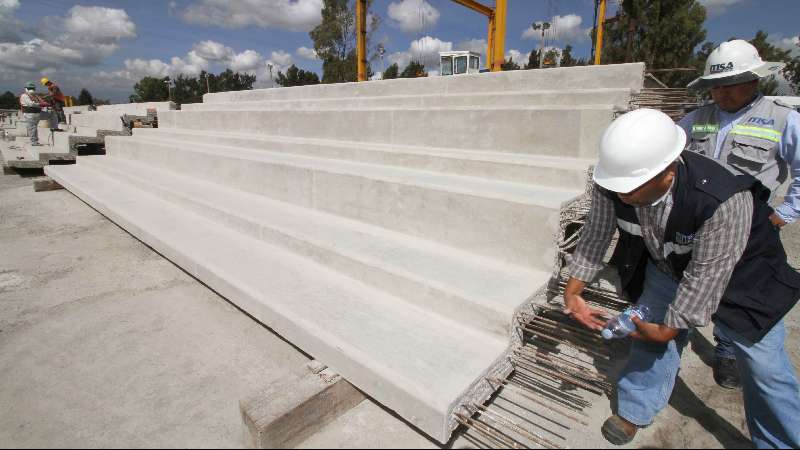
[[1, 0, 798, 102]]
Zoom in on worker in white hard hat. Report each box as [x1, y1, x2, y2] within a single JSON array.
[[679, 39, 800, 392], [19, 82, 47, 147], [564, 108, 800, 447]]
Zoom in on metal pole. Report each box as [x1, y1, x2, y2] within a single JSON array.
[[268, 64, 274, 88], [594, 0, 607, 65]]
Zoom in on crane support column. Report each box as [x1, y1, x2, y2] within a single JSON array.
[[594, 0, 607, 65], [491, 0, 507, 72], [356, 0, 368, 81]]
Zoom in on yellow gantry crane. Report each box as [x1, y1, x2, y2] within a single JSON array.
[[356, 0, 608, 82]]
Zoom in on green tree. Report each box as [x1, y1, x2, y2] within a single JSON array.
[[309, 0, 379, 84], [747, 31, 798, 95], [0, 91, 17, 109], [77, 88, 94, 106], [276, 65, 321, 87], [130, 76, 170, 103], [214, 69, 257, 92], [599, 0, 708, 87], [172, 74, 203, 105], [543, 48, 561, 67], [524, 50, 541, 70], [400, 61, 427, 78], [383, 63, 399, 79], [559, 45, 588, 67], [501, 57, 521, 71]]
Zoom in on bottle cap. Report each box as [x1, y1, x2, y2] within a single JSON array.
[[601, 328, 614, 340]]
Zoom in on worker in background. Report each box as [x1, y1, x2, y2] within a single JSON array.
[[564, 109, 800, 448], [40, 77, 65, 128], [678, 39, 800, 391], [19, 82, 47, 147]]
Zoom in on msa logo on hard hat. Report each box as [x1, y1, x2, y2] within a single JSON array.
[[748, 117, 776, 126], [710, 62, 735, 74]]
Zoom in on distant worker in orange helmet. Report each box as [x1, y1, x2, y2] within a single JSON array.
[[40, 77, 65, 128]]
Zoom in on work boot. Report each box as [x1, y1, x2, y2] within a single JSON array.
[[713, 356, 741, 390], [601, 415, 638, 445]]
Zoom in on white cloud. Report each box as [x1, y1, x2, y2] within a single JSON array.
[[698, 0, 747, 17], [230, 50, 264, 72], [772, 35, 800, 57], [94, 41, 275, 91], [0, 5, 137, 89], [387, 0, 440, 34], [296, 46, 319, 60], [388, 36, 452, 75], [192, 40, 236, 62], [457, 38, 487, 57], [180, 0, 323, 32], [505, 49, 531, 66], [0, 0, 21, 43], [522, 14, 590, 43], [61, 6, 137, 43], [269, 50, 293, 67]]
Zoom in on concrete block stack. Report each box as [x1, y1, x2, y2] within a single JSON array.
[[45, 63, 645, 443], [1, 102, 176, 172]]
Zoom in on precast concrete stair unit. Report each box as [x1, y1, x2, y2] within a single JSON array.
[[46, 63, 645, 442]]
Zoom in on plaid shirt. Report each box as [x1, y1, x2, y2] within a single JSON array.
[[569, 176, 753, 329]]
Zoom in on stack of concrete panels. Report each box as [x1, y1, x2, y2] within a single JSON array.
[[46, 63, 645, 443], [1, 102, 177, 172]]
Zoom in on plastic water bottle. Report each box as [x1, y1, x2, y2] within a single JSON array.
[[601, 305, 652, 340]]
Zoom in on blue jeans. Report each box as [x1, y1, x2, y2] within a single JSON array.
[[714, 325, 737, 359], [617, 262, 800, 449]]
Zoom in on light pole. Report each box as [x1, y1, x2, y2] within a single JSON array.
[[268, 63, 274, 88], [532, 21, 551, 69], [378, 44, 386, 79], [164, 78, 172, 102]]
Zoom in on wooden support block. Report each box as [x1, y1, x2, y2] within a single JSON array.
[[240, 361, 366, 449], [33, 177, 64, 192]]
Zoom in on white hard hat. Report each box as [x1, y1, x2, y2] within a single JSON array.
[[688, 39, 786, 90], [594, 108, 686, 193]]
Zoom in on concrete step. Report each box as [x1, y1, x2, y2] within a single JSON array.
[[95, 101, 176, 115], [106, 135, 577, 269], [70, 113, 125, 132], [131, 128, 594, 188], [182, 88, 632, 112], [74, 127, 100, 137], [158, 106, 614, 158], [77, 154, 549, 337], [203, 63, 645, 104], [44, 161, 512, 443]]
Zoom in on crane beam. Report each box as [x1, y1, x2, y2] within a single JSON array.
[[449, 0, 493, 18]]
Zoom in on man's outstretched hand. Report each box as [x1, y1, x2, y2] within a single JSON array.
[[563, 277, 609, 331]]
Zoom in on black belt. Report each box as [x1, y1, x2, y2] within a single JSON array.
[[22, 106, 41, 114]]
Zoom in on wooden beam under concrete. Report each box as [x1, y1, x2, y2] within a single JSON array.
[[240, 361, 366, 449]]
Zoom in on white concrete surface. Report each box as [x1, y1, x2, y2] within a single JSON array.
[[131, 128, 595, 188], [45, 63, 645, 443], [158, 106, 615, 158], [203, 63, 645, 103], [182, 88, 633, 112], [96, 101, 176, 115]]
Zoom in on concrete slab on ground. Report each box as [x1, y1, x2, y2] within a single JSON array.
[[0, 174, 310, 448]]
